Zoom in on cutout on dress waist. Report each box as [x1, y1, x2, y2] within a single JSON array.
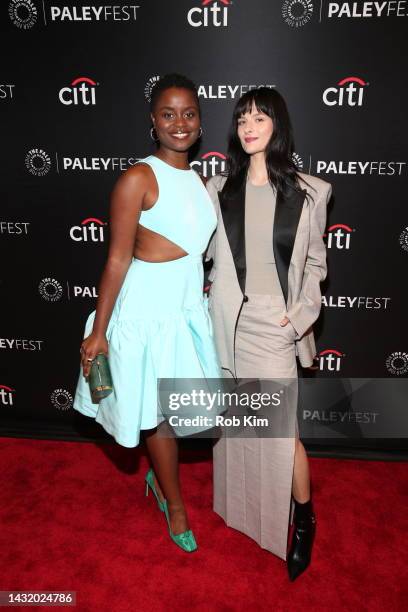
[[136, 223, 189, 262]]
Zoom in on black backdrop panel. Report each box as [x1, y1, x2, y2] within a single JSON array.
[[1, 1, 407, 453]]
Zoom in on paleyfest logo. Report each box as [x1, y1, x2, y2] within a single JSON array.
[[9, 0, 38, 29], [327, 2, 408, 18], [187, 0, 230, 27], [316, 160, 406, 176], [49, 4, 139, 21], [59, 77, 98, 106], [190, 151, 226, 178], [282, 0, 313, 27], [323, 76, 368, 107], [324, 224, 354, 249], [25, 148, 51, 176]]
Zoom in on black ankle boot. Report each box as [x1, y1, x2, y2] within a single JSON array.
[[287, 499, 316, 582]]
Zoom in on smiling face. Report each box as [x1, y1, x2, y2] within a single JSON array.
[[151, 87, 201, 153], [237, 101, 274, 155]]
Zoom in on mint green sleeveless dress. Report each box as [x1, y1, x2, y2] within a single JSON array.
[[73, 156, 220, 447]]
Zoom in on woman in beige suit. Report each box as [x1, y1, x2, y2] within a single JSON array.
[[206, 87, 332, 580]]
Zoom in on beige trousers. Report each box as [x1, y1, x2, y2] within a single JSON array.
[[213, 294, 298, 560]]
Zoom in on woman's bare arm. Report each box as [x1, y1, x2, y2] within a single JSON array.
[[80, 165, 150, 374]]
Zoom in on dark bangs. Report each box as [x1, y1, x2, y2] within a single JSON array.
[[233, 88, 275, 123]]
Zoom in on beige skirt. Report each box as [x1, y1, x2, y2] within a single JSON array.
[[213, 293, 298, 560]]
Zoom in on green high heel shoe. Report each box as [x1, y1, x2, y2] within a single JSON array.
[[145, 468, 197, 552], [145, 468, 165, 512], [162, 500, 198, 553]]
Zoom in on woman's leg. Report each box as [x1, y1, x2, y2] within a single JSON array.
[[144, 421, 190, 535], [288, 438, 316, 581], [292, 439, 310, 502]]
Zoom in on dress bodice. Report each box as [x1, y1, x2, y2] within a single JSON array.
[[138, 155, 216, 256]]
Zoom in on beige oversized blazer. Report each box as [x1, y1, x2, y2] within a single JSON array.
[[205, 173, 332, 377]]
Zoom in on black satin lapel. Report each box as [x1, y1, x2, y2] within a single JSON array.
[[273, 188, 306, 304], [218, 185, 246, 294]]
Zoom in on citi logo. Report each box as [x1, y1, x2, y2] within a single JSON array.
[[59, 77, 98, 106], [324, 224, 354, 249], [70, 218, 107, 242], [190, 151, 226, 178], [318, 349, 344, 372], [323, 77, 368, 107], [187, 0, 230, 27], [0, 384, 14, 406]]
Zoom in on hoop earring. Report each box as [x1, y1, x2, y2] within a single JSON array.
[[199, 127, 203, 137], [150, 127, 158, 142]]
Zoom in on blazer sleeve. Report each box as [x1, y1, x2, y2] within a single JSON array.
[[204, 175, 222, 268], [286, 182, 332, 339]]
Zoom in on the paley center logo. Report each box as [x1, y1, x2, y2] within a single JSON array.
[[38, 278, 63, 302], [25, 148, 51, 176], [59, 77, 98, 106], [323, 76, 368, 107], [282, 0, 313, 27], [187, 0, 230, 27], [386, 352, 408, 376], [292, 152, 304, 170], [324, 224, 354, 249], [51, 388, 73, 410], [70, 218, 107, 242], [9, 0, 38, 29], [399, 226, 408, 252], [190, 151, 226, 178], [144, 75, 161, 102]]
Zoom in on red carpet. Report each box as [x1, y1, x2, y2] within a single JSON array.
[[1, 437, 407, 611]]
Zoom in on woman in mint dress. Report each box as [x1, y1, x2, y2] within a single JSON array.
[[73, 74, 220, 552]]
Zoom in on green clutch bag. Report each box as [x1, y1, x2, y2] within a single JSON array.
[[88, 353, 113, 402]]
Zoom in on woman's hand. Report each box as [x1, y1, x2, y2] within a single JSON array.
[[80, 332, 109, 378]]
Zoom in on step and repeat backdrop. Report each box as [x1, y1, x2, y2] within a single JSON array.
[[1, 0, 407, 452]]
